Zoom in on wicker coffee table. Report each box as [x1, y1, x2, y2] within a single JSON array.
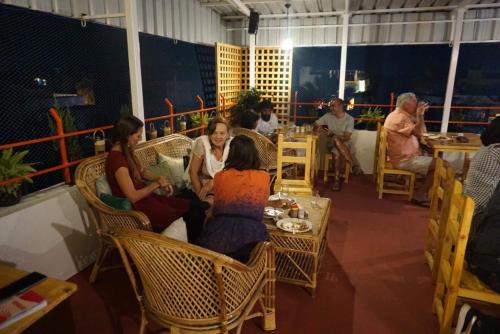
[[264, 196, 331, 295]]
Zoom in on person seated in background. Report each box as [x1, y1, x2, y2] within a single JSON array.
[[256, 99, 279, 135], [106, 115, 204, 241], [383, 92, 433, 206], [239, 109, 260, 130], [197, 135, 273, 263], [186, 117, 231, 204], [464, 117, 500, 227], [314, 97, 362, 191]]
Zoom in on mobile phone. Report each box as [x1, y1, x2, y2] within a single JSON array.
[[0, 271, 47, 301]]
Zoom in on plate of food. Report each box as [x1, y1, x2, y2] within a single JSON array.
[[276, 218, 312, 233], [427, 134, 451, 141], [264, 207, 284, 218]]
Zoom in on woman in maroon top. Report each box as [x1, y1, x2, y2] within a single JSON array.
[[105, 115, 203, 240]]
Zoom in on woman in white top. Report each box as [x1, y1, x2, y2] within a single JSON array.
[[187, 117, 231, 203]]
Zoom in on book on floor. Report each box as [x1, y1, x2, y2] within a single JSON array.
[[0, 290, 47, 330]]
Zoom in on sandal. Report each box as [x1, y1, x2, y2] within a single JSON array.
[[331, 179, 342, 192], [411, 198, 431, 208]]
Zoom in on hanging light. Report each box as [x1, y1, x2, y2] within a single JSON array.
[[281, 1, 293, 50]]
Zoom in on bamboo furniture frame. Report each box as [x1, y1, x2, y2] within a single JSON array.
[[372, 122, 382, 183], [424, 157, 456, 281], [377, 127, 416, 200], [0, 264, 78, 334], [112, 229, 276, 334], [215, 43, 243, 107], [75, 134, 193, 283], [274, 134, 313, 195], [264, 195, 331, 295], [431, 180, 500, 334]]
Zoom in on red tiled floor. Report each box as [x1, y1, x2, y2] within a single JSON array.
[[67, 175, 438, 333]]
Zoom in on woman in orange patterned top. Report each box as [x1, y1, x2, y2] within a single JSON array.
[[197, 135, 271, 263]]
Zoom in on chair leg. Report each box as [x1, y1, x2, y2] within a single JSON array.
[[323, 157, 329, 183], [139, 312, 148, 334], [378, 172, 384, 199], [408, 174, 415, 201], [344, 161, 350, 184], [89, 239, 112, 284], [262, 310, 276, 331]]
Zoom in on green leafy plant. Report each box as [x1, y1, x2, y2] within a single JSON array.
[[189, 112, 211, 137], [0, 148, 36, 196], [229, 88, 262, 126], [48, 106, 82, 161], [357, 107, 385, 130]]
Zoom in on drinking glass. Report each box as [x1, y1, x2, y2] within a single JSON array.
[[280, 184, 289, 199]]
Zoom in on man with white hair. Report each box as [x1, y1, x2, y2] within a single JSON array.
[[383, 92, 434, 206]]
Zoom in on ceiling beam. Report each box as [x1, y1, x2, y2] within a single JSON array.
[[227, 0, 251, 16]]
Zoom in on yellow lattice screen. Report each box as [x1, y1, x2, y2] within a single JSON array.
[[242, 47, 293, 124], [216, 43, 243, 107], [217, 44, 293, 124]]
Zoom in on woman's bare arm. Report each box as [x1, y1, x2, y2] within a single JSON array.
[[115, 167, 160, 203]]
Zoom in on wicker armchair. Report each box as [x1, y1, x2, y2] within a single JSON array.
[[75, 134, 193, 283], [112, 229, 276, 334]]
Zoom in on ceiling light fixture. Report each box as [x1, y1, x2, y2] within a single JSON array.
[[281, 1, 293, 50]]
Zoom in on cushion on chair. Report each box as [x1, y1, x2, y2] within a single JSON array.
[[95, 175, 112, 196], [99, 193, 131, 211], [157, 153, 186, 190]]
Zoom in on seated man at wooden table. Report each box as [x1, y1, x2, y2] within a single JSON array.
[[314, 97, 362, 191], [384, 92, 434, 206]]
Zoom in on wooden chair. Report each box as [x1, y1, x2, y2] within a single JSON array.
[[433, 180, 500, 334], [75, 134, 193, 283], [424, 157, 456, 281], [372, 122, 382, 183], [322, 154, 350, 184], [274, 133, 313, 195], [376, 127, 416, 200], [112, 228, 276, 334]]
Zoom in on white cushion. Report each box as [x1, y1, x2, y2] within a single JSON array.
[[160, 217, 188, 242], [95, 175, 112, 196], [157, 153, 186, 190]]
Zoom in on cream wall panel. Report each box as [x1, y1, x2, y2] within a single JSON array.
[[2, 0, 227, 45]]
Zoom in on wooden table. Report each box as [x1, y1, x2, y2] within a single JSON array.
[[0, 265, 77, 334], [264, 195, 331, 295], [421, 132, 482, 176]]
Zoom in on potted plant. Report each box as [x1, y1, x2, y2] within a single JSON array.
[[357, 107, 385, 131], [0, 148, 36, 206], [229, 88, 262, 127]]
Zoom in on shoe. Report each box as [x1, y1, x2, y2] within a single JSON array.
[[410, 198, 431, 208], [455, 303, 477, 334], [331, 179, 342, 191]]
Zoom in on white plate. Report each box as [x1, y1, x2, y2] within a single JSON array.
[[268, 194, 281, 201], [276, 218, 312, 233], [264, 207, 284, 218]]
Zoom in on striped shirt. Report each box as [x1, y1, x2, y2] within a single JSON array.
[[464, 144, 500, 213]]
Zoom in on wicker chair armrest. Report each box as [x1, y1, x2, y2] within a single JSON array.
[[90, 199, 153, 232], [222, 242, 274, 272]]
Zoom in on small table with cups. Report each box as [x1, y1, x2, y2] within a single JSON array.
[[263, 194, 331, 296]]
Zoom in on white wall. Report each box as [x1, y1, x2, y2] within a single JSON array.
[[0, 185, 97, 280], [226, 8, 500, 46], [1, 0, 227, 45]]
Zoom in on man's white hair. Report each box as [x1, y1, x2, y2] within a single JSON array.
[[396, 92, 416, 108]]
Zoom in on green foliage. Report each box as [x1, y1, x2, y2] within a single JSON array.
[[230, 88, 263, 126], [189, 112, 212, 137], [0, 149, 37, 195], [357, 107, 385, 124], [48, 106, 82, 161]]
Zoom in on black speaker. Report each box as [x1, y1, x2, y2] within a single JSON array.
[[248, 11, 259, 34]]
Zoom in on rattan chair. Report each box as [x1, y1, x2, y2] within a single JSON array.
[[112, 228, 276, 334], [232, 127, 295, 186], [424, 157, 456, 281], [376, 127, 416, 200], [431, 180, 500, 334], [75, 134, 193, 283]]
